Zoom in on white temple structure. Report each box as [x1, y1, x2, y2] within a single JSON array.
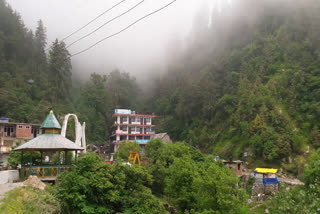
[[61, 114, 86, 153]]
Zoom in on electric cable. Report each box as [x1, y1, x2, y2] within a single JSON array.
[[67, 0, 144, 48], [71, 0, 178, 57], [61, 0, 127, 41]]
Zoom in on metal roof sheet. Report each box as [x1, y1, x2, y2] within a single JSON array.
[[40, 111, 61, 129], [14, 134, 84, 151], [255, 168, 278, 174]]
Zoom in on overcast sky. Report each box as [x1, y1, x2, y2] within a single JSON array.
[[7, 0, 213, 84]]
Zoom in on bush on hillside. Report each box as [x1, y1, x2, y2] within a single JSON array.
[[0, 186, 60, 214]]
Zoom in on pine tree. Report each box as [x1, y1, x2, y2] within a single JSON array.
[[48, 39, 72, 102], [34, 19, 47, 62]]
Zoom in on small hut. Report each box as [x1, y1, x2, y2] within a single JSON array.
[[222, 160, 243, 176], [14, 110, 84, 180], [252, 168, 279, 196]]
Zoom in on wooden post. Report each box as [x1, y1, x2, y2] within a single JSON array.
[[75, 150, 78, 163], [65, 151, 67, 165], [21, 152, 24, 177], [21, 152, 24, 166], [29, 152, 33, 176], [58, 151, 61, 176], [40, 152, 43, 165]]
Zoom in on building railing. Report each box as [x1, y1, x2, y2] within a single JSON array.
[[0, 132, 16, 137], [21, 165, 73, 178], [0, 146, 11, 153]]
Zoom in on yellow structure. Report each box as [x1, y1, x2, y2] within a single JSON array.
[[128, 149, 141, 166], [255, 168, 278, 174]]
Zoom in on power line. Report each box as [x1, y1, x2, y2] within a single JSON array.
[[71, 0, 178, 57], [67, 0, 145, 48], [61, 0, 127, 42]]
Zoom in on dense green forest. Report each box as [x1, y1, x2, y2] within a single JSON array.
[[1, 0, 320, 168], [145, 0, 320, 170], [1, 0, 320, 213], [0, 0, 141, 143]]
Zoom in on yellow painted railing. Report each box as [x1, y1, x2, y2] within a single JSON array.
[[21, 166, 73, 178]]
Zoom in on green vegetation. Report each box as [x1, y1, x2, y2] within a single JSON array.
[[252, 149, 320, 213], [145, 139, 249, 213], [0, 186, 60, 214], [1, 0, 320, 212], [0, 0, 140, 142], [1, 0, 319, 165], [55, 152, 166, 214], [53, 144, 249, 213], [145, 0, 320, 167], [114, 141, 141, 161]]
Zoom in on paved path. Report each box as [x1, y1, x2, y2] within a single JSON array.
[[278, 177, 304, 185], [0, 183, 22, 201]]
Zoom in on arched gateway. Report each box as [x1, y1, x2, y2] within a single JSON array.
[[61, 114, 87, 153]]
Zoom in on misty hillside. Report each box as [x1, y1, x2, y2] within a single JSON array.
[[0, 0, 320, 171], [146, 0, 320, 170], [1, 0, 320, 213]]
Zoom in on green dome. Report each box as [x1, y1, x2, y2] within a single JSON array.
[[40, 110, 62, 129]]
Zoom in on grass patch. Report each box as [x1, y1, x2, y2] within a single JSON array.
[[0, 186, 60, 214]]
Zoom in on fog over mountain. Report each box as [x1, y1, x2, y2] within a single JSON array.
[[7, 0, 213, 86]]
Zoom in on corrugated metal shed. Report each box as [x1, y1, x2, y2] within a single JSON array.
[[14, 134, 84, 151], [40, 111, 61, 129], [255, 168, 278, 174]]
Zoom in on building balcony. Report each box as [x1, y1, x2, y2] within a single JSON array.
[[0, 146, 11, 153], [112, 139, 151, 145], [113, 122, 155, 127], [0, 132, 16, 138], [112, 113, 157, 118], [115, 130, 128, 135]]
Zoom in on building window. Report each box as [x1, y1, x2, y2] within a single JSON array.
[[120, 126, 127, 131], [136, 117, 140, 122], [26, 126, 30, 129], [238, 163, 241, 170], [121, 116, 127, 122], [146, 118, 151, 123], [18, 125, 23, 129], [136, 127, 140, 132]]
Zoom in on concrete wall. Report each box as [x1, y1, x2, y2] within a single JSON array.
[[0, 170, 19, 184], [0, 153, 10, 167], [252, 183, 278, 196]]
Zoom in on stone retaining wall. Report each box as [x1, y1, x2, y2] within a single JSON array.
[[252, 183, 278, 196], [0, 170, 19, 184]]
